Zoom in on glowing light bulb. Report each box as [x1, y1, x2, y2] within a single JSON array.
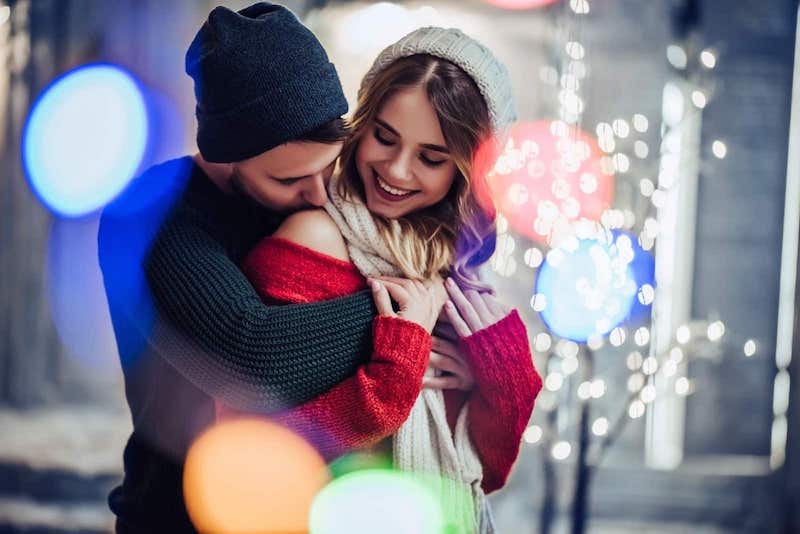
[[676, 325, 691, 344], [592, 417, 609, 436], [629, 400, 646, 418], [700, 49, 717, 69], [552, 441, 572, 460], [523, 425, 543, 444], [712, 140, 727, 159]]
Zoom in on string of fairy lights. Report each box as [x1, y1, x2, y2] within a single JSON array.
[[483, 0, 767, 469]]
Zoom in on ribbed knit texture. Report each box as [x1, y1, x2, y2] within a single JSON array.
[[240, 235, 543, 530], [100, 157, 379, 530], [325, 177, 490, 533], [186, 3, 348, 163], [139, 158, 376, 411], [461, 310, 543, 493], [236, 237, 430, 457], [360, 27, 517, 134]]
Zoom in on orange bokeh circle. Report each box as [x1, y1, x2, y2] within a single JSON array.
[[183, 417, 329, 534]]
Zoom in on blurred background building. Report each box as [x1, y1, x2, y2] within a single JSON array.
[[1, 0, 799, 532]]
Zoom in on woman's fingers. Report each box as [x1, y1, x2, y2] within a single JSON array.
[[482, 292, 508, 320], [373, 278, 439, 333], [429, 351, 462, 375], [423, 375, 465, 390], [369, 280, 396, 317], [445, 278, 483, 332], [445, 300, 473, 338], [376, 279, 412, 310], [431, 335, 460, 358], [373, 276, 421, 297], [466, 289, 494, 327], [423, 371, 474, 391]]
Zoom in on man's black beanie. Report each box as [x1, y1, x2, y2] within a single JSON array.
[[185, 2, 348, 163]]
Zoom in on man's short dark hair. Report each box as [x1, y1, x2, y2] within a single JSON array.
[[298, 117, 350, 144]]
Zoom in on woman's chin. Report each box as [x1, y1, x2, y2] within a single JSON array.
[[366, 199, 401, 220]]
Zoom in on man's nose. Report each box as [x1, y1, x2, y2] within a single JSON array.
[[303, 173, 328, 207]]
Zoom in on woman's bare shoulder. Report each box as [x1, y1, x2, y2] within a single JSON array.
[[272, 208, 350, 262]]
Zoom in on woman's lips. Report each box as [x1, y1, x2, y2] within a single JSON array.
[[372, 170, 418, 202]]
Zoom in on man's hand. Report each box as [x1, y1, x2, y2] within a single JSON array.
[[423, 335, 475, 391]]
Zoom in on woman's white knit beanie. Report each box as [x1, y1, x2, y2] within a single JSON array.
[[359, 27, 517, 135]]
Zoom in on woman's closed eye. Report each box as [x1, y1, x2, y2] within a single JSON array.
[[374, 127, 395, 146], [420, 153, 447, 167], [375, 127, 448, 167]]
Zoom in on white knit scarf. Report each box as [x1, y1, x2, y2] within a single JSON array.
[[324, 176, 496, 533]]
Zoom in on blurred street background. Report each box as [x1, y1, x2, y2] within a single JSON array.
[[1, 0, 799, 532]]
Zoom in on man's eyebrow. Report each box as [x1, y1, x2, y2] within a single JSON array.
[[375, 118, 450, 154]]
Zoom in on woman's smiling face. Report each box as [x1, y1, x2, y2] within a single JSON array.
[[356, 85, 457, 219]]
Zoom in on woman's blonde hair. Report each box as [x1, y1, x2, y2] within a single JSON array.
[[338, 54, 499, 290]]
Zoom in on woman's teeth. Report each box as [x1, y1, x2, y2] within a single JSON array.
[[376, 173, 415, 197]]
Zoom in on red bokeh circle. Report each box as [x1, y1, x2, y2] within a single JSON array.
[[487, 120, 614, 243]]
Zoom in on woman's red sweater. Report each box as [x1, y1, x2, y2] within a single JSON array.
[[232, 236, 542, 493]]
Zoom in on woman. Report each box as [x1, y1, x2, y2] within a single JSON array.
[[237, 27, 542, 532]]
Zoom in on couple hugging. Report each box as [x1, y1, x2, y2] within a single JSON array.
[[99, 2, 542, 533]]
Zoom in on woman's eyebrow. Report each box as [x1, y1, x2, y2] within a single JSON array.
[[375, 118, 450, 154]]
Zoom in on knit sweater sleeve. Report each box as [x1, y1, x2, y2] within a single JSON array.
[[144, 205, 375, 412], [230, 236, 431, 460], [272, 316, 431, 460], [459, 310, 543, 494]]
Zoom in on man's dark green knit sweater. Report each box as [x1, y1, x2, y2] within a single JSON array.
[[98, 157, 375, 532]]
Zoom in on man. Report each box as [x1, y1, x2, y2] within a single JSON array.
[[99, 4, 378, 532]]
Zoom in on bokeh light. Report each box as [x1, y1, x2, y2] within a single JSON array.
[[712, 140, 728, 159], [642, 356, 659, 375], [523, 425, 544, 444], [569, 0, 590, 14], [310, 469, 444, 534], [675, 377, 691, 395], [629, 400, 646, 418], [627, 351, 644, 370], [592, 417, 609, 436], [552, 441, 572, 460], [328, 451, 393, 480], [534, 230, 655, 342], [46, 216, 118, 373], [700, 49, 717, 69], [545, 372, 564, 391], [488, 121, 614, 245], [484, 0, 561, 9], [184, 418, 329, 534], [23, 64, 148, 217], [666, 44, 688, 69], [707, 320, 726, 341]]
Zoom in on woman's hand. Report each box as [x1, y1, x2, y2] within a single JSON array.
[[423, 335, 475, 391], [368, 276, 447, 333], [443, 278, 511, 337]]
